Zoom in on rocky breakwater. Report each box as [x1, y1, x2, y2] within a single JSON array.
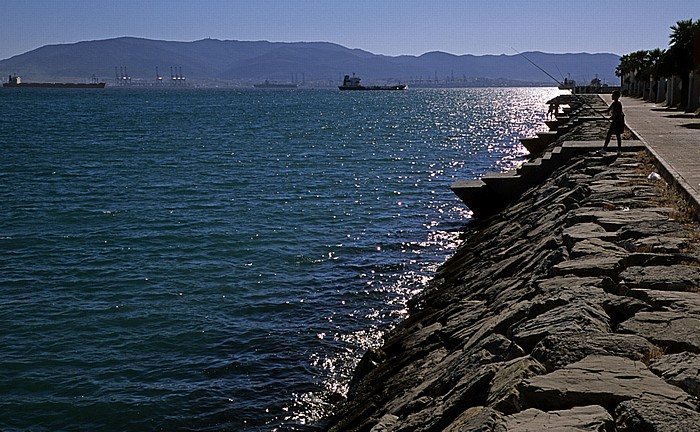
[[324, 96, 700, 431]]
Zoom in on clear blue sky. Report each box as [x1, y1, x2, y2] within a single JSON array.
[[1, 0, 698, 60]]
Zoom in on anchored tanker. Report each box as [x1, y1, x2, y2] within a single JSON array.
[[338, 73, 406, 90], [3, 74, 106, 88]]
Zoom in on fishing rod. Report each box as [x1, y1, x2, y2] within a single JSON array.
[[510, 47, 610, 120], [554, 63, 565, 83]]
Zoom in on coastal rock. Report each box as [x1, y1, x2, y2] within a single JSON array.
[[628, 289, 700, 315], [509, 303, 611, 351], [649, 352, 700, 397], [390, 364, 499, 432], [441, 406, 506, 432], [562, 222, 617, 249], [589, 178, 636, 195], [521, 355, 695, 411], [623, 235, 688, 254], [570, 237, 629, 258], [529, 276, 609, 317], [551, 255, 622, 277], [617, 219, 688, 241], [619, 265, 700, 291], [452, 300, 531, 351], [534, 275, 606, 293], [615, 399, 700, 432], [486, 356, 546, 414], [601, 295, 652, 324], [621, 252, 699, 268], [369, 414, 399, 432], [503, 405, 612, 431], [372, 333, 526, 431], [617, 311, 700, 353], [420, 334, 517, 400], [531, 333, 655, 372], [569, 208, 671, 229]]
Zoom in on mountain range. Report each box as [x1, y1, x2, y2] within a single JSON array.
[[0, 37, 620, 86]]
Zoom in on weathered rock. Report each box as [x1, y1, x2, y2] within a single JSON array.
[[619, 265, 700, 291], [570, 208, 671, 231], [628, 289, 700, 315], [552, 255, 622, 277], [616, 399, 700, 432], [562, 222, 617, 250], [521, 355, 695, 411], [421, 334, 520, 400], [589, 179, 636, 195], [369, 414, 399, 432], [435, 363, 499, 425], [535, 275, 605, 292], [449, 302, 530, 352], [570, 237, 629, 258], [531, 333, 655, 372], [486, 356, 546, 414], [503, 405, 612, 432], [602, 295, 652, 324], [617, 311, 700, 353], [391, 364, 500, 432], [529, 276, 609, 317], [617, 219, 688, 241], [441, 406, 506, 432], [509, 303, 611, 351], [622, 252, 699, 268], [650, 352, 700, 397], [622, 235, 688, 254]]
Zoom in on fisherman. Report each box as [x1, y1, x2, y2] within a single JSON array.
[[598, 90, 625, 156]]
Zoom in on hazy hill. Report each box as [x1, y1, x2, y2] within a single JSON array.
[[0, 37, 620, 86]]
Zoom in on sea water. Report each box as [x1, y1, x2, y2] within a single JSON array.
[[0, 87, 560, 431]]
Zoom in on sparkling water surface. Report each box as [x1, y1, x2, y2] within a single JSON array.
[[0, 87, 560, 431]]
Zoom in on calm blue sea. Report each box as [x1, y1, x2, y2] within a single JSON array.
[[0, 86, 559, 431]]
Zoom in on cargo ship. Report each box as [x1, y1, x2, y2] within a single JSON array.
[[3, 75, 106, 88], [338, 74, 406, 91], [253, 80, 298, 89]]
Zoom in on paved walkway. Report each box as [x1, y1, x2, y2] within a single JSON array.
[[600, 94, 700, 214]]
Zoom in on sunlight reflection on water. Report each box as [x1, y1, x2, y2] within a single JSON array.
[[282, 87, 563, 429]]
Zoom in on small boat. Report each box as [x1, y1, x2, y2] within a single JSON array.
[[253, 80, 298, 89], [3, 74, 106, 88], [338, 74, 406, 91]]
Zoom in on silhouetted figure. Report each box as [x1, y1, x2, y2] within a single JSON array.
[[598, 90, 625, 155]]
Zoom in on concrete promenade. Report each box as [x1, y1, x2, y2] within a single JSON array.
[[602, 94, 700, 215]]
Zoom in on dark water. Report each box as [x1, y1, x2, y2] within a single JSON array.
[[0, 87, 560, 431]]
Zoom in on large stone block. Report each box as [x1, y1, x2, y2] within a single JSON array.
[[616, 399, 700, 432], [531, 333, 655, 372], [503, 405, 612, 432], [650, 352, 700, 397], [509, 303, 611, 351], [618, 311, 700, 353], [620, 265, 700, 292], [521, 355, 695, 411], [486, 356, 546, 414]]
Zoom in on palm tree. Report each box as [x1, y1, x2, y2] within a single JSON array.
[[666, 19, 699, 107], [646, 48, 666, 101], [616, 50, 650, 96]]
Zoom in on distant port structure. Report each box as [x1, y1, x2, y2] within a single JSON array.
[[169, 66, 186, 84], [113, 66, 188, 86]]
